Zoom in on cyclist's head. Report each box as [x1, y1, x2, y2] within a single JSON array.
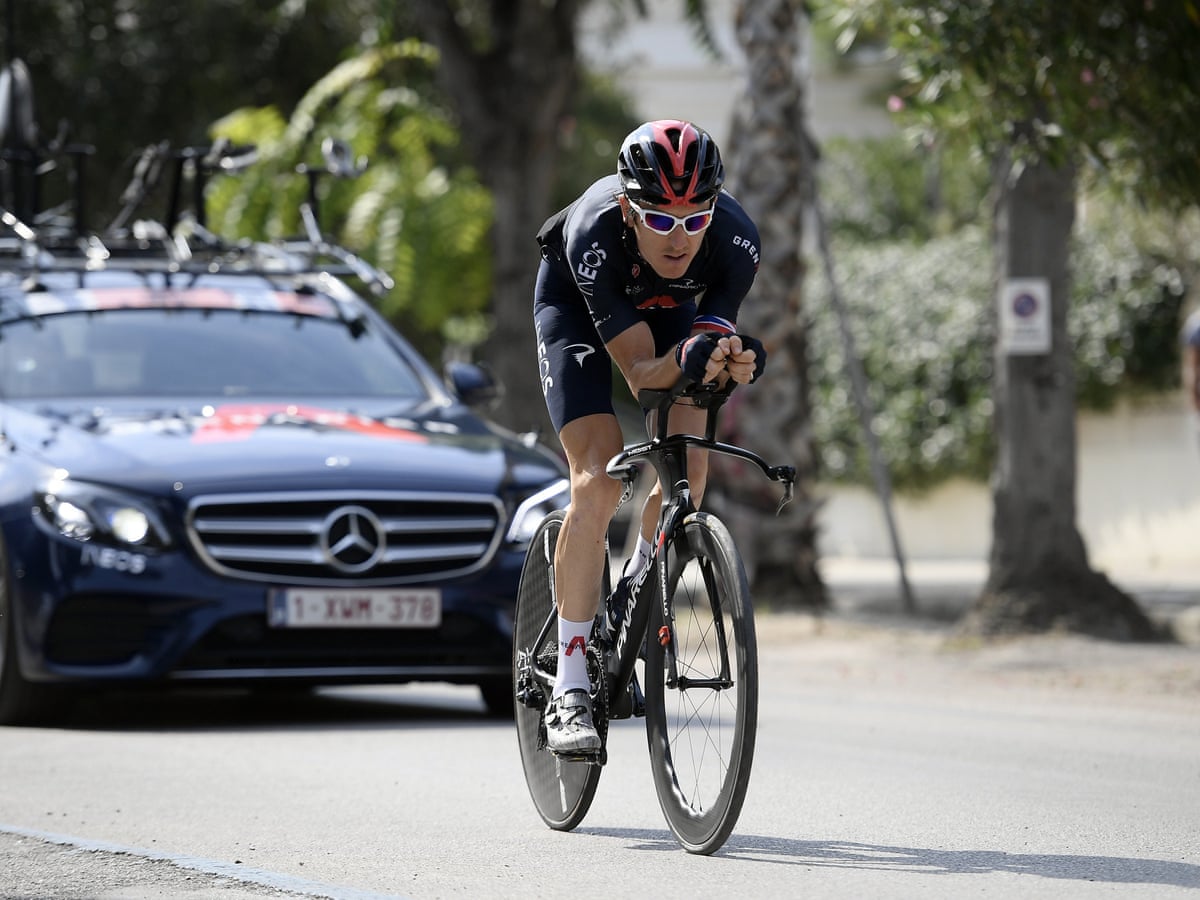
[[617, 120, 724, 208]]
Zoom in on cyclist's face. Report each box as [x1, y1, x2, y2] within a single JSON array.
[[622, 197, 711, 280]]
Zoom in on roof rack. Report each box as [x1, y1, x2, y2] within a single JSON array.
[[1, 57, 394, 296]]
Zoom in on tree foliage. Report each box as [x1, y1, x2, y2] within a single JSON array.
[[827, 0, 1200, 207], [205, 42, 494, 358], [811, 137, 1196, 492]]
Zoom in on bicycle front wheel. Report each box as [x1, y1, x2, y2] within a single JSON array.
[[644, 511, 758, 855], [513, 510, 603, 831]]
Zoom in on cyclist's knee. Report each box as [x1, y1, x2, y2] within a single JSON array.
[[570, 466, 623, 518]]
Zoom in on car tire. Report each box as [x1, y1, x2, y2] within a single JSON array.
[[478, 677, 515, 718], [0, 540, 64, 726]]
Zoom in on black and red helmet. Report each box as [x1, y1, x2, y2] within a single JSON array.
[[617, 120, 724, 207]]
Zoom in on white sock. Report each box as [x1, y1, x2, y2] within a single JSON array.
[[554, 616, 592, 697], [624, 535, 652, 579]]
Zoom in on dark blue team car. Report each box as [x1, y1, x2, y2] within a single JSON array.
[[0, 144, 568, 725]]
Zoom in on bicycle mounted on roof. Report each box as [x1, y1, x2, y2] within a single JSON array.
[[0, 56, 390, 296]]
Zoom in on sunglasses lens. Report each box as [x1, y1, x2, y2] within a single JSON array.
[[642, 211, 678, 234], [683, 212, 711, 233]]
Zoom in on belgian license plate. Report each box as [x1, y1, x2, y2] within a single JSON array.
[[269, 588, 441, 628]]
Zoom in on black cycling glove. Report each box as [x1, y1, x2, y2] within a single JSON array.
[[674, 332, 722, 384], [734, 333, 767, 383]]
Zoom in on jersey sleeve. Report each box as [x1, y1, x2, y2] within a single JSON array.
[[692, 195, 761, 335], [561, 192, 641, 344]]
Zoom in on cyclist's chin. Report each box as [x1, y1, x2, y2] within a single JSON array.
[[649, 255, 692, 279]]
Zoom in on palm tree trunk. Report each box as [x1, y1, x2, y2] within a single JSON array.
[[715, 0, 826, 609]]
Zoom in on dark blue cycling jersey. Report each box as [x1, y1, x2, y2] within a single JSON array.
[[533, 174, 760, 431]]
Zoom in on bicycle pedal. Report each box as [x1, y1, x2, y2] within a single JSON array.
[[550, 747, 606, 766]]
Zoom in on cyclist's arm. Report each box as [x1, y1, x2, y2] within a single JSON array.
[[607, 322, 729, 394]]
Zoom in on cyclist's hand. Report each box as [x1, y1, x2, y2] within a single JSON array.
[[675, 332, 723, 384], [725, 333, 767, 384]]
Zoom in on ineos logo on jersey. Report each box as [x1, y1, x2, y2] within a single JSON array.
[[536, 321, 554, 396], [574, 241, 607, 297], [564, 343, 596, 367]]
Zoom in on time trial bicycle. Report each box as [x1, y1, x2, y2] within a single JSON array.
[[512, 377, 795, 855]]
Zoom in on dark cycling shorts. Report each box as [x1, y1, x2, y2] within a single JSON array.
[[533, 259, 694, 434]]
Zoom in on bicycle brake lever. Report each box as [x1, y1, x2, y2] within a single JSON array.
[[770, 466, 796, 515], [609, 463, 638, 509]]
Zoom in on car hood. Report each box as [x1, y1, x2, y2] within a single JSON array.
[[3, 399, 555, 496]]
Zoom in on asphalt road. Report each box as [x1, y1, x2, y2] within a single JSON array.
[[2, 612, 1199, 900]]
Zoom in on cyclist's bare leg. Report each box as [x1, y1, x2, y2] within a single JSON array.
[[542, 413, 623, 752], [555, 413, 626, 624]]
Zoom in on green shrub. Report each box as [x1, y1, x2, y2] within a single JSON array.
[[811, 140, 1194, 491]]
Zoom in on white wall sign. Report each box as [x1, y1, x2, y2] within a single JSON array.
[[999, 278, 1051, 355]]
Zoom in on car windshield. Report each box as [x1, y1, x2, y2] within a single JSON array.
[[0, 307, 429, 401]]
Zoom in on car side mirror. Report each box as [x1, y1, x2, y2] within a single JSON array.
[[445, 361, 501, 409]]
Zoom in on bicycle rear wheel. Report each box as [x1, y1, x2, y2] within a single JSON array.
[[644, 511, 757, 855], [513, 510, 603, 831]]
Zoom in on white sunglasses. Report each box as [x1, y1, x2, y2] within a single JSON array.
[[627, 199, 715, 236]]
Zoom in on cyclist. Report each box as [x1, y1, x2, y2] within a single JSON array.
[[532, 119, 766, 753]]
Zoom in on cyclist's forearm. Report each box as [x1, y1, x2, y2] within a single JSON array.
[[607, 323, 688, 392]]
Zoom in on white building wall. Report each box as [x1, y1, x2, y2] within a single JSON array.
[[579, 0, 896, 146], [819, 397, 1200, 575]]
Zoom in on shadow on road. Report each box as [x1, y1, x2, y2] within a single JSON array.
[[40, 683, 511, 733], [580, 828, 1200, 889]]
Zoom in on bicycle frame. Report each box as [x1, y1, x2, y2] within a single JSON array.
[[602, 378, 795, 718]]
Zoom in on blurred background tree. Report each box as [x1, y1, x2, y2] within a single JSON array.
[[204, 41, 495, 361], [810, 135, 1198, 492], [828, 0, 1200, 638]]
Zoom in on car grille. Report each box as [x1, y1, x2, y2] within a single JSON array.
[[186, 491, 505, 586]]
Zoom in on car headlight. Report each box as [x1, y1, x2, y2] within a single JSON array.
[[35, 475, 172, 551], [506, 478, 570, 544]]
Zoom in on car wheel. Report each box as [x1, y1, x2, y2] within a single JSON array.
[[478, 677, 514, 718], [0, 540, 61, 726]]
